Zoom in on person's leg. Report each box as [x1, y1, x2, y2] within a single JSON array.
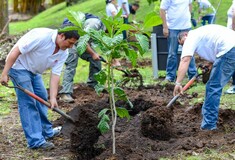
[[122, 17, 128, 39], [59, 49, 79, 95], [80, 51, 101, 88], [201, 16, 207, 26], [165, 29, 179, 82], [232, 73, 235, 86], [224, 72, 235, 94], [9, 69, 46, 148], [201, 48, 235, 130], [32, 74, 54, 138], [207, 15, 215, 24], [187, 57, 197, 79]]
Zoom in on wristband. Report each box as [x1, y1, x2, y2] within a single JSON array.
[[175, 82, 181, 86]]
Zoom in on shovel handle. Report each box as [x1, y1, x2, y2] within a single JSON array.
[[19, 87, 75, 122], [7, 75, 75, 123]]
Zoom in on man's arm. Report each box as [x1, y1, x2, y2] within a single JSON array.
[[189, 3, 192, 13], [86, 44, 100, 60], [122, 2, 129, 17], [49, 73, 60, 109], [160, 9, 168, 37], [173, 56, 192, 96], [0, 46, 21, 85], [232, 6, 235, 30]]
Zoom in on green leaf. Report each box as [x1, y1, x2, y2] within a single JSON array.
[[116, 107, 130, 120], [97, 116, 110, 134], [114, 87, 127, 101], [143, 11, 162, 29], [66, 10, 85, 28], [76, 34, 90, 55], [101, 17, 114, 37], [135, 34, 149, 55], [115, 24, 136, 36], [98, 112, 110, 134], [94, 84, 107, 96], [94, 70, 107, 85], [98, 108, 110, 118], [124, 49, 138, 67]]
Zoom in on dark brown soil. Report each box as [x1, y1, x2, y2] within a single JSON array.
[[50, 83, 235, 160]]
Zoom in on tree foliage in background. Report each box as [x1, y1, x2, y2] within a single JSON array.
[[0, 0, 9, 34], [147, 0, 160, 5]]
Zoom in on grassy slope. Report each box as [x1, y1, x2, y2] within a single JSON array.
[[10, 0, 154, 35]]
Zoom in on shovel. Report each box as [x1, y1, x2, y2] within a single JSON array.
[[166, 65, 209, 108], [100, 56, 142, 77], [6, 75, 75, 123], [99, 56, 143, 87]]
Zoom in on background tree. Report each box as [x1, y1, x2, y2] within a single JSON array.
[[13, 0, 47, 15], [0, 0, 9, 35]]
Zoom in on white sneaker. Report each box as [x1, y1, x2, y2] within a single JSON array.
[[224, 85, 235, 94], [45, 126, 62, 140]]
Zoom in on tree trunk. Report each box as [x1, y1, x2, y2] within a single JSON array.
[[0, 0, 9, 35], [13, 0, 45, 15], [13, 0, 19, 13]]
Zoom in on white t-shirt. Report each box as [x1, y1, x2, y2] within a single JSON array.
[[198, 0, 216, 15], [10, 28, 68, 75], [160, 0, 192, 29], [181, 24, 235, 62], [118, 0, 130, 15], [227, 0, 235, 29], [106, 3, 120, 17]]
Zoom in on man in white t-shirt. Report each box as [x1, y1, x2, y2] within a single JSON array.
[[118, 0, 130, 39], [0, 25, 79, 150], [174, 24, 235, 131], [160, 0, 197, 83], [106, 0, 120, 17], [196, 0, 216, 25]]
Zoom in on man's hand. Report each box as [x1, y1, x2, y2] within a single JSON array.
[[111, 59, 121, 67], [173, 84, 183, 96], [92, 53, 100, 61], [49, 97, 58, 109], [0, 74, 9, 86], [163, 26, 169, 37]]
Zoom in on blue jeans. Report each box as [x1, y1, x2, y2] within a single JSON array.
[[166, 29, 197, 81], [9, 68, 53, 148], [201, 47, 235, 130], [232, 72, 235, 85], [59, 47, 101, 95], [201, 14, 215, 26]]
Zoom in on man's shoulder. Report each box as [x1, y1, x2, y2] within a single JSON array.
[[85, 13, 100, 20]]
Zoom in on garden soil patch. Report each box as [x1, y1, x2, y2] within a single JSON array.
[[41, 83, 235, 159], [1, 82, 235, 159]]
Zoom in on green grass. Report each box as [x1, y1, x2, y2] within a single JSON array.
[[9, 0, 154, 35]]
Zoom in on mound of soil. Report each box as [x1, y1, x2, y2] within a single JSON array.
[[53, 83, 235, 160]]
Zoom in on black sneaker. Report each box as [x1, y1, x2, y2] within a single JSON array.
[[39, 142, 55, 150]]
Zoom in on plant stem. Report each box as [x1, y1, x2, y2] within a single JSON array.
[[111, 67, 117, 154]]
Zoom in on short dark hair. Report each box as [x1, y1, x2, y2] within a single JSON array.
[[132, 3, 139, 7], [58, 23, 80, 40], [105, 0, 112, 4]]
